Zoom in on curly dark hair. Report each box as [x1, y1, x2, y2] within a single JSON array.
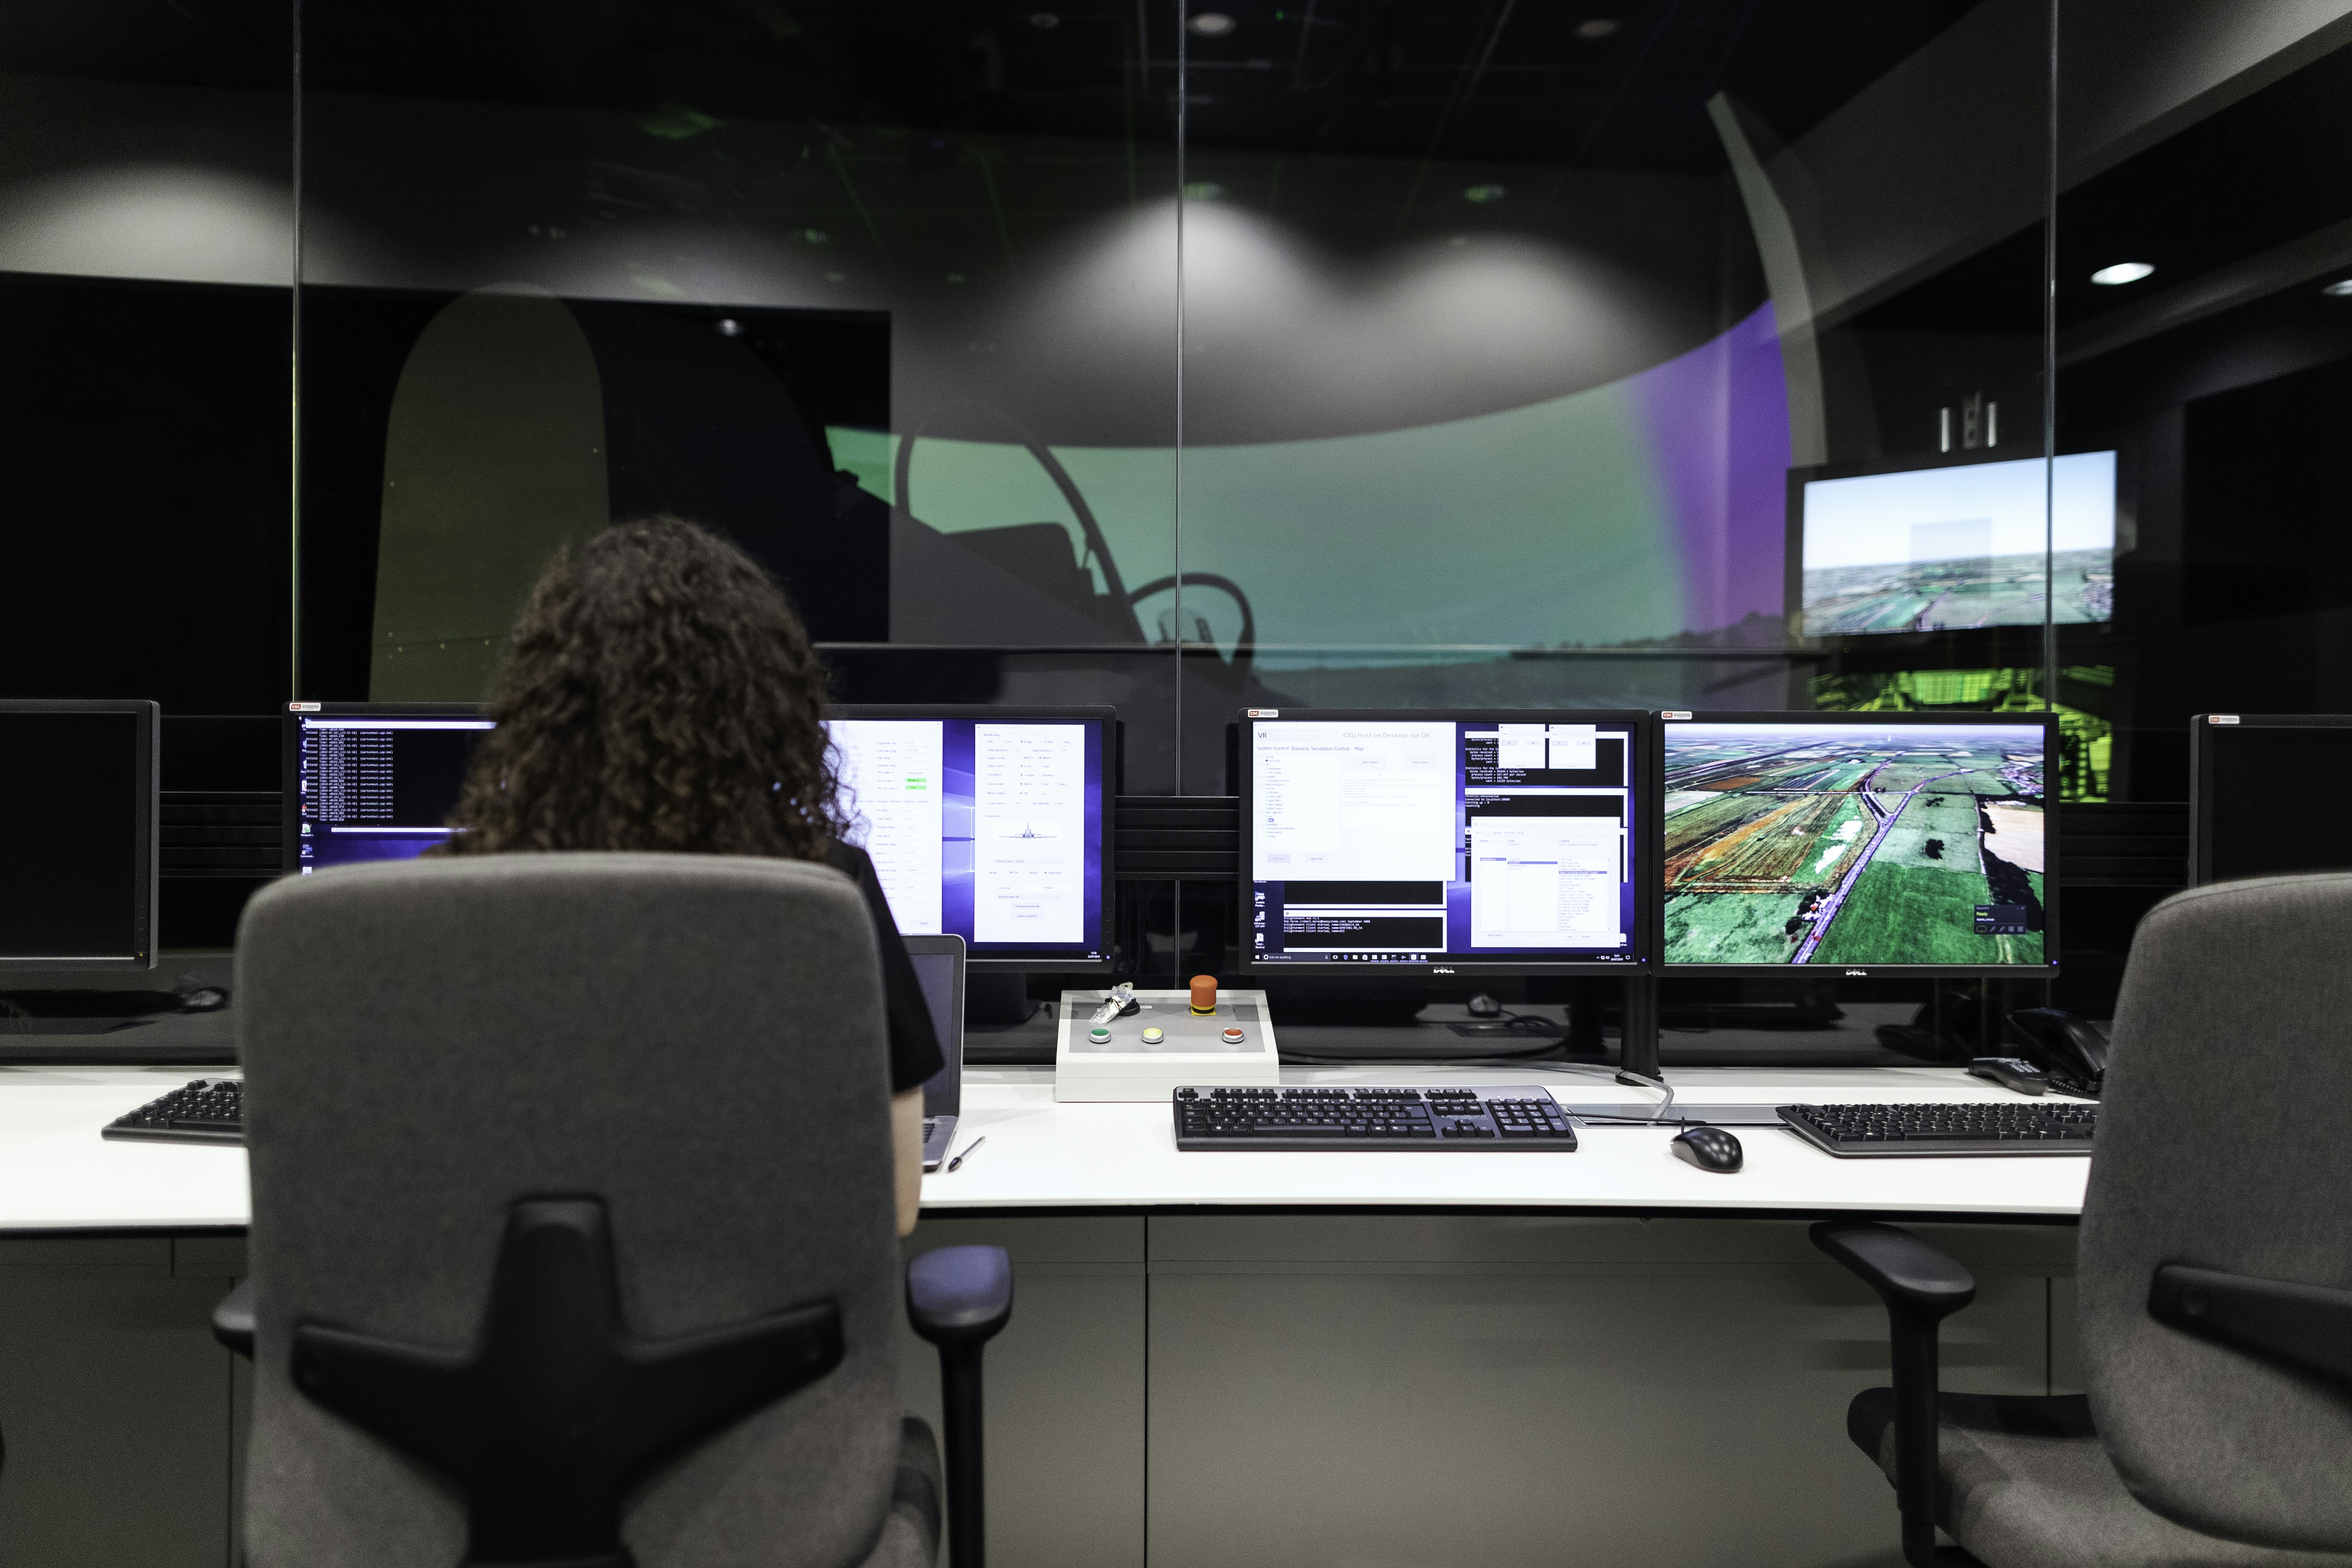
[[439, 515, 844, 859]]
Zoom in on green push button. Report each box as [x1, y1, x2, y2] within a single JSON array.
[[1088, 1026, 1113, 1044]]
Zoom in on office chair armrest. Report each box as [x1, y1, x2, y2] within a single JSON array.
[[213, 1279, 256, 1359], [907, 1245, 1014, 1347], [908, 1247, 1013, 1568], [1813, 1222, 1977, 1568], [1812, 1220, 1976, 1323]]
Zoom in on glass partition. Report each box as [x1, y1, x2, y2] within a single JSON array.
[[2049, 4, 2352, 1015], [291, 0, 1183, 776]]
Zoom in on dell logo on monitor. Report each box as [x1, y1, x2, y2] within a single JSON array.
[[1844, 969, 1868, 977], [1432, 967, 1455, 974]]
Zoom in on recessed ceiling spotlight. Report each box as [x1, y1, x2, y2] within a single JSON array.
[[1574, 18, 1620, 39], [1189, 11, 1237, 36], [2323, 279, 2352, 297], [1463, 183, 1507, 204], [2090, 262, 2154, 286], [714, 318, 743, 337], [1029, 11, 1059, 26]]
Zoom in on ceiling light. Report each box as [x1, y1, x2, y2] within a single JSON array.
[[2090, 262, 2154, 286], [1574, 18, 1620, 38], [1189, 12, 1236, 36], [1463, 183, 1507, 204], [2324, 279, 2352, 297], [714, 318, 743, 337]]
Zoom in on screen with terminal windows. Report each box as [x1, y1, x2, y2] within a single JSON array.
[[1245, 711, 1646, 972], [291, 709, 495, 874], [1662, 715, 2052, 971], [827, 709, 1111, 967]]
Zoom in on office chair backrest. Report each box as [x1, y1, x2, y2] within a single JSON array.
[[2080, 872, 2352, 1550], [237, 853, 902, 1568]]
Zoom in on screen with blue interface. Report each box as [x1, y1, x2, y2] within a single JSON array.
[[1662, 717, 2051, 970], [829, 713, 1109, 964], [1246, 713, 1644, 971], [295, 706, 1109, 964]]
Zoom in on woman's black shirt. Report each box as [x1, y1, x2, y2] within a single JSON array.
[[822, 840, 947, 1093]]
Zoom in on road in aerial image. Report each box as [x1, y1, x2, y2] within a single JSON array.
[[1662, 723, 2046, 967]]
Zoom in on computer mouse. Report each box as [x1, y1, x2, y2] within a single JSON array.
[[1670, 1125, 1743, 1173]]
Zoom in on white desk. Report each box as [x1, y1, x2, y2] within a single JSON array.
[[0, 1060, 2089, 1568], [0, 1061, 2085, 1231]]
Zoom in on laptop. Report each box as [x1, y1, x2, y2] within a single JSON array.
[[905, 934, 966, 1170]]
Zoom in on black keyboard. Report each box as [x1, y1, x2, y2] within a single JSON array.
[[102, 1078, 244, 1145], [1175, 1086, 1577, 1150], [1778, 1101, 2096, 1157]]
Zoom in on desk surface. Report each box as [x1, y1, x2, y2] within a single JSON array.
[[0, 1063, 2087, 1232]]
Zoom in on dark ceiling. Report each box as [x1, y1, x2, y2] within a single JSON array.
[[3, 0, 1983, 176], [1854, 34, 2352, 342]]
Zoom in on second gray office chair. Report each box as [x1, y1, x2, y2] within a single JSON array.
[[1818, 872, 2352, 1567], [225, 852, 1008, 1568]]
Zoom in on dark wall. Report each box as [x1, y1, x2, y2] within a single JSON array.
[[0, 273, 291, 714]]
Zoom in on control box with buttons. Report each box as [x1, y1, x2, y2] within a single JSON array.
[[1054, 983, 1281, 1101]]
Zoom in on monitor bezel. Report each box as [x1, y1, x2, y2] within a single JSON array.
[[2189, 713, 2352, 888], [1783, 445, 2123, 643], [828, 704, 1118, 974], [0, 698, 159, 971], [1658, 708, 2061, 978], [902, 932, 966, 1115], [1237, 707, 1657, 979]]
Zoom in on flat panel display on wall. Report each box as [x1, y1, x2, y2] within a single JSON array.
[[1793, 451, 2116, 637]]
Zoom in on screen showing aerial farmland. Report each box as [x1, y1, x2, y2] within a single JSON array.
[[1663, 721, 2048, 968], [1800, 452, 2115, 635]]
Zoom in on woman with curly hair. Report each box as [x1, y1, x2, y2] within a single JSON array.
[[440, 515, 942, 1233]]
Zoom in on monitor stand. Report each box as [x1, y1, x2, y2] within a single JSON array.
[[965, 972, 1035, 1027], [1617, 975, 1661, 1084]]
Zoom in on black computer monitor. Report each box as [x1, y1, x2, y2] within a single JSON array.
[[284, 703, 493, 876], [1660, 711, 2058, 976], [1240, 709, 1654, 977], [2191, 714, 2352, 885], [1790, 450, 2116, 636], [0, 699, 158, 971], [285, 702, 1118, 971], [827, 706, 1115, 972]]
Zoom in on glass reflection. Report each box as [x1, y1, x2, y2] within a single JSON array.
[[1170, 0, 2055, 792], [294, 0, 1183, 781]]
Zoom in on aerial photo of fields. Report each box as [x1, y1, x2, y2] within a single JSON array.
[[1803, 547, 2112, 635], [1663, 724, 2046, 967]]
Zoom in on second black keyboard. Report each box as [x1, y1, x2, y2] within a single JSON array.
[[1779, 1101, 2096, 1156], [1175, 1086, 1577, 1150], [102, 1078, 244, 1145]]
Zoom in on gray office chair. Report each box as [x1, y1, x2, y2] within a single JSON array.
[[1818, 872, 2352, 1567], [220, 852, 1009, 1568]]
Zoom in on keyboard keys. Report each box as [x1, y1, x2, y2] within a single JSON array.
[[1778, 1102, 2096, 1157], [1175, 1087, 1576, 1151], [103, 1080, 246, 1146]]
